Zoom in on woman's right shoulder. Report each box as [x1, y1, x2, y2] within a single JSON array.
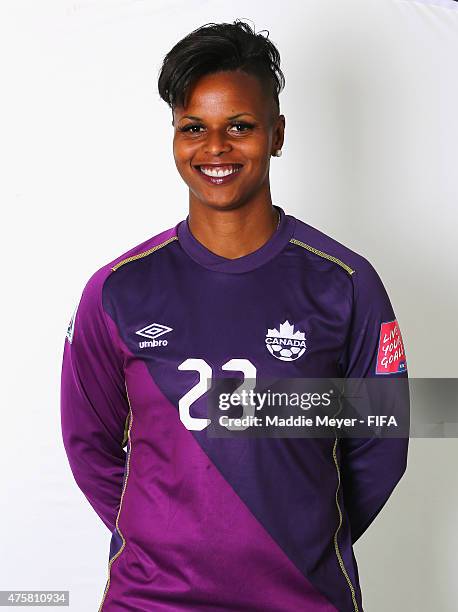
[[84, 223, 180, 295]]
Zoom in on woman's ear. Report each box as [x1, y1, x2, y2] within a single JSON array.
[[273, 114, 285, 150]]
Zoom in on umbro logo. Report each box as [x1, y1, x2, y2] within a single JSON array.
[[136, 322, 172, 349]]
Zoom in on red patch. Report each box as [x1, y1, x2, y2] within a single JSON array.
[[375, 319, 407, 375]]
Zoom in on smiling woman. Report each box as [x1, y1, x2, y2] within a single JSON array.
[[60, 19, 410, 612], [172, 71, 281, 209], [159, 20, 286, 258]]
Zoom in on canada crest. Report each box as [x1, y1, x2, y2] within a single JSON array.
[[265, 320, 307, 362]]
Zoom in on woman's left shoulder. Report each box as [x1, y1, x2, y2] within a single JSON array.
[[288, 212, 376, 280]]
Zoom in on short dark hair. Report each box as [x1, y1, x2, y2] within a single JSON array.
[[157, 19, 285, 117]]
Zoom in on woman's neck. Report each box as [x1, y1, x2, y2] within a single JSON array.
[[186, 198, 280, 260]]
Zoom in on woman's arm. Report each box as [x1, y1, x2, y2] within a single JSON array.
[[60, 268, 130, 533], [338, 257, 410, 545]]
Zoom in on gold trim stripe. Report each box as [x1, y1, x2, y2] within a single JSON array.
[[111, 235, 179, 272], [332, 437, 360, 612], [98, 388, 134, 612], [121, 413, 129, 448], [289, 238, 355, 276]]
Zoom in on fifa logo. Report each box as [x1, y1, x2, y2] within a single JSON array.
[[265, 320, 307, 362]]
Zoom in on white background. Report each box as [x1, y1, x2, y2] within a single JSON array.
[[1, 1, 457, 610]]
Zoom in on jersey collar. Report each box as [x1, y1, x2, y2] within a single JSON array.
[[177, 204, 296, 274]]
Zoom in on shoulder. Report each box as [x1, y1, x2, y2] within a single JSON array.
[[72, 223, 179, 330], [289, 214, 372, 277], [83, 223, 179, 298], [289, 214, 388, 295]]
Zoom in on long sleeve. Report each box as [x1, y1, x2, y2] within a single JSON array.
[[60, 268, 130, 533], [338, 257, 410, 545]]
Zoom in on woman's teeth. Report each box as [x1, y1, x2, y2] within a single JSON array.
[[199, 165, 241, 177]]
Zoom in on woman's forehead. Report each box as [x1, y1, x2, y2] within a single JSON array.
[[174, 71, 273, 120]]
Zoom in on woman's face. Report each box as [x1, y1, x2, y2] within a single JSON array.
[[172, 70, 284, 211]]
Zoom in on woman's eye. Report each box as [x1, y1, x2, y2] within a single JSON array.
[[180, 124, 204, 134], [229, 122, 254, 133]]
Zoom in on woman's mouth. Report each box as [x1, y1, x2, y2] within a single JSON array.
[[194, 164, 243, 185]]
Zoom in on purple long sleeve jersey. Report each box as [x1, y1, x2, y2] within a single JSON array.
[[60, 205, 409, 612]]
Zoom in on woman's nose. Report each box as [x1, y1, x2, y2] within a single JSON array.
[[204, 130, 232, 155]]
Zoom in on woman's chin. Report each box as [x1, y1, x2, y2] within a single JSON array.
[[191, 191, 243, 210]]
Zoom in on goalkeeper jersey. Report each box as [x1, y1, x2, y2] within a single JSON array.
[[60, 204, 409, 612]]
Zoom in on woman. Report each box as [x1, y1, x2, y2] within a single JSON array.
[[61, 20, 409, 612]]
